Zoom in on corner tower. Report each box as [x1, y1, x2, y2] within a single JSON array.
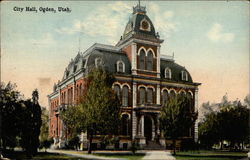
[[116, 4, 164, 78]]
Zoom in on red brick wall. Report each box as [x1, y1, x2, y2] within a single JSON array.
[[122, 45, 132, 63], [49, 97, 59, 138]]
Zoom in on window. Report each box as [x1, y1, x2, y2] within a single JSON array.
[[95, 58, 102, 68], [170, 90, 176, 98], [121, 114, 130, 136], [187, 92, 193, 112], [139, 87, 146, 104], [139, 50, 146, 70], [181, 71, 188, 81], [162, 90, 168, 105], [147, 51, 153, 71], [180, 91, 185, 97], [122, 86, 129, 106], [117, 61, 125, 73], [165, 68, 171, 79], [114, 85, 121, 99], [147, 88, 153, 104]]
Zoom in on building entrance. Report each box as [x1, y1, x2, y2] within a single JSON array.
[[144, 115, 152, 141]]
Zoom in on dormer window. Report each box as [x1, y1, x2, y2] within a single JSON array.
[[95, 58, 102, 68], [165, 67, 171, 79], [181, 71, 188, 81], [117, 61, 125, 73]]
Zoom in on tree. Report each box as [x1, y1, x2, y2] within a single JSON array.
[[20, 90, 42, 157], [199, 99, 249, 150], [39, 107, 53, 152], [160, 94, 197, 155], [61, 68, 121, 153], [0, 82, 22, 150], [60, 105, 85, 136], [199, 112, 220, 148]]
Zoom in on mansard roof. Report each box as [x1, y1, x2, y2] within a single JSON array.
[[160, 58, 193, 83], [85, 46, 131, 75], [61, 43, 193, 83], [61, 43, 131, 81]]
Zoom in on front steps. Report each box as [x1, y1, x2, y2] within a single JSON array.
[[144, 141, 165, 150]]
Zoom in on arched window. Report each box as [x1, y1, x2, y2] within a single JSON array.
[[170, 90, 176, 98], [117, 61, 125, 73], [180, 91, 186, 97], [122, 86, 129, 106], [147, 88, 153, 104], [139, 50, 146, 70], [165, 68, 171, 79], [162, 90, 168, 106], [181, 71, 188, 81], [114, 85, 121, 99], [147, 51, 153, 71], [95, 58, 102, 68], [139, 87, 146, 104], [121, 114, 130, 136]]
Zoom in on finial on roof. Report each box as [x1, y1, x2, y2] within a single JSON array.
[[133, 1, 146, 14]]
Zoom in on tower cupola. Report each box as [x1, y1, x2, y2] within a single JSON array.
[[116, 4, 163, 47]]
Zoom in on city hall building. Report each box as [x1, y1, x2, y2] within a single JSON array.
[[48, 4, 201, 149]]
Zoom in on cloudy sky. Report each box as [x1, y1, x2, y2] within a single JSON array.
[[1, 1, 249, 108]]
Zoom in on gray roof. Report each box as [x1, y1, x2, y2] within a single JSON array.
[[61, 43, 193, 83], [123, 12, 156, 39], [116, 5, 163, 47], [62, 52, 86, 80], [160, 59, 193, 83], [85, 48, 131, 75], [61, 43, 131, 81]]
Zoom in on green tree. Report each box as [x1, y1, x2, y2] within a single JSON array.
[[199, 99, 249, 150], [39, 107, 53, 152], [160, 94, 197, 155], [60, 105, 85, 136], [61, 68, 121, 154], [0, 82, 22, 150], [20, 89, 42, 157], [199, 112, 220, 148]]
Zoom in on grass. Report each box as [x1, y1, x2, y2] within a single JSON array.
[[174, 150, 248, 160], [2, 151, 87, 160], [93, 152, 146, 160]]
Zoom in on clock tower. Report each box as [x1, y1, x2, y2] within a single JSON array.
[[116, 4, 164, 78]]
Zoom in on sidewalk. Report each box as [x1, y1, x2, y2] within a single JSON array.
[[47, 149, 126, 160], [142, 151, 176, 160]]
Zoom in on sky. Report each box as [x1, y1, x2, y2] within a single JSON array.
[[1, 1, 249, 109]]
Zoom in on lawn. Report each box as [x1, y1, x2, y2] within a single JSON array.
[[2, 150, 87, 160], [174, 150, 248, 160], [93, 152, 146, 160]]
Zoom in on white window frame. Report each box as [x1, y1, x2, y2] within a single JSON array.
[[181, 70, 188, 81], [95, 58, 102, 68], [165, 67, 172, 79], [116, 60, 125, 73]]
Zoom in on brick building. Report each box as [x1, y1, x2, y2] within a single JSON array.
[[48, 4, 201, 149]]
